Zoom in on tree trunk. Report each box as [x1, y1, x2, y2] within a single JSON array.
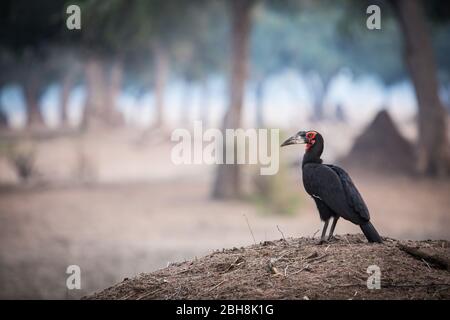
[[255, 79, 265, 128], [309, 74, 333, 122], [83, 56, 108, 129], [444, 83, 450, 113], [106, 58, 124, 126], [181, 80, 192, 126], [201, 80, 210, 128], [312, 94, 325, 121], [393, 0, 450, 176], [0, 100, 8, 129], [152, 42, 169, 128], [212, 0, 254, 199], [60, 71, 74, 127], [334, 103, 347, 123], [21, 52, 45, 129], [24, 74, 44, 128]]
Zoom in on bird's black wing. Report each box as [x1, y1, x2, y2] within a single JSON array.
[[325, 164, 370, 221], [303, 164, 351, 221]]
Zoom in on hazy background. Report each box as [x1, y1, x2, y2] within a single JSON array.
[[0, 0, 449, 299]]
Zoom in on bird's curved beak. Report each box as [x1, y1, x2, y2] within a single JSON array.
[[280, 133, 307, 147]]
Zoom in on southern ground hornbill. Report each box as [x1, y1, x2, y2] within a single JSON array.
[[281, 130, 382, 244]]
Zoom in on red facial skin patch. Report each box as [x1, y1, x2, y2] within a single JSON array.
[[305, 131, 317, 150]]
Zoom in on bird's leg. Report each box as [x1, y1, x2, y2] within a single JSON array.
[[328, 216, 339, 241], [318, 220, 329, 244]]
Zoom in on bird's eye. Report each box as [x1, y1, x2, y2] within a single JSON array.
[[307, 133, 312, 138]]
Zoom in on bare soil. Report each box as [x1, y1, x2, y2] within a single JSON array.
[[86, 235, 450, 300], [1, 129, 449, 299]]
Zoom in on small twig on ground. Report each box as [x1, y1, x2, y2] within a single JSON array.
[[136, 288, 164, 300], [305, 251, 319, 260], [243, 214, 256, 245], [422, 258, 432, 270], [175, 268, 190, 275], [284, 265, 289, 277], [274, 250, 291, 262], [307, 253, 329, 263], [312, 229, 320, 238], [224, 256, 244, 273], [386, 283, 450, 288], [343, 235, 350, 245], [276, 225, 286, 242], [291, 264, 310, 275], [119, 292, 135, 300], [334, 282, 450, 288], [208, 279, 226, 292]]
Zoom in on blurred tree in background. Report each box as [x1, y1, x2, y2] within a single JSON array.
[[212, 0, 255, 199], [0, 0, 65, 128], [391, 0, 450, 176]]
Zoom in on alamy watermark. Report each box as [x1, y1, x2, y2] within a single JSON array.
[[367, 264, 381, 289], [171, 121, 280, 175], [366, 5, 381, 30], [66, 265, 81, 290], [66, 5, 81, 30]]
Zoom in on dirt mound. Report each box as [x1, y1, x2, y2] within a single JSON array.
[[340, 110, 415, 174], [86, 235, 450, 300]]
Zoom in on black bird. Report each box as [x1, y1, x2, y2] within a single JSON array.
[[281, 130, 382, 244]]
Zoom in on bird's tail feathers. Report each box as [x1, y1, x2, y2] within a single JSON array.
[[360, 221, 382, 243]]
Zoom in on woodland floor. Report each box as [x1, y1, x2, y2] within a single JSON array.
[[86, 235, 450, 300]]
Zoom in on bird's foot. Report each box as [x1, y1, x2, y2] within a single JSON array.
[[327, 236, 338, 242], [317, 238, 327, 245]]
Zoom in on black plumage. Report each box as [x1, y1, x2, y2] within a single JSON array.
[[281, 130, 382, 243]]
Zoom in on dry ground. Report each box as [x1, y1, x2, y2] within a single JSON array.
[[0, 129, 449, 299], [0, 174, 449, 299], [86, 235, 450, 300]]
